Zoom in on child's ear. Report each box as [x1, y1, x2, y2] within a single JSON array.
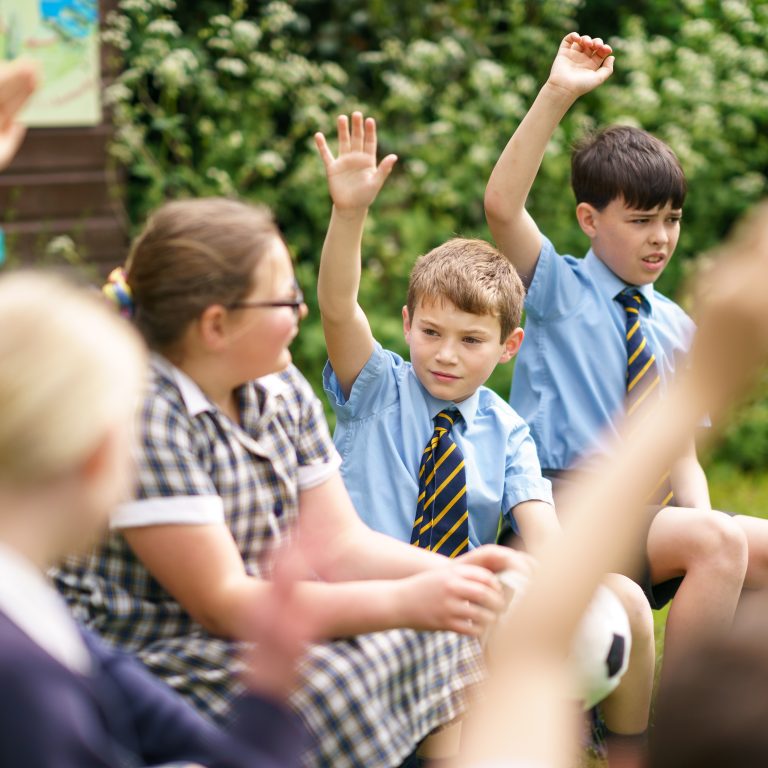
[[402, 305, 412, 343], [576, 202, 599, 238], [198, 305, 230, 351], [499, 327, 525, 364]]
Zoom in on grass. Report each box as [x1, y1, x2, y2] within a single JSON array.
[[582, 462, 768, 767]]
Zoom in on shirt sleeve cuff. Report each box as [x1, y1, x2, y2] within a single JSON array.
[[110, 495, 226, 529], [322, 343, 390, 419], [503, 477, 554, 512], [297, 451, 342, 491]]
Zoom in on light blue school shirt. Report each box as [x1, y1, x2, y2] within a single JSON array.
[[324, 343, 553, 548], [510, 235, 696, 471]]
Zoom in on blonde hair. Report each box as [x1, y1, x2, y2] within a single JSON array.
[[406, 238, 525, 340], [0, 271, 146, 486]]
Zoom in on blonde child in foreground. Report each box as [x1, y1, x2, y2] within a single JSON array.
[[457, 203, 768, 768], [0, 271, 319, 767]]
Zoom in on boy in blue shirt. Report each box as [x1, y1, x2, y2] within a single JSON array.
[[315, 109, 656, 763], [485, 31, 768, 678]]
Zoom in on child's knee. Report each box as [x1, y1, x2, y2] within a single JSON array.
[[690, 512, 748, 573], [605, 576, 653, 645]]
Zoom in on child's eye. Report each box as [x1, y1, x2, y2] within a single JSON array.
[[422, 328, 438, 337], [632, 218, 649, 224], [463, 337, 481, 344]]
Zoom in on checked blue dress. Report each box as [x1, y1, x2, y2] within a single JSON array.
[[54, 356, 483, 768]]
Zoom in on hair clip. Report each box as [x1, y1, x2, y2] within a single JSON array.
[[102, 267, 134, 319]]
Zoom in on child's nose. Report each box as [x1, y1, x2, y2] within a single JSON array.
[[435, 340, 458, 362], [650, 221, 669, 245]]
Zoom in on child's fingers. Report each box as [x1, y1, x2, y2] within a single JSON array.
[[314, 132, 335, 168], [375, 153, 397, 185], [561, 31, 581, 48], [0, 62, 38, 129], [337, 114, 351, 154], [350, 110, 364, 153], [364, 116, 377, 158], [455, 578, 506, 614], [596, 55, 615, 81], [0, 123, 27, 169]]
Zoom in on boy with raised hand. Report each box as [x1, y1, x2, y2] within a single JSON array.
[[315, 111, 655, 765], [484, 31, 768, 676], [315, 110, 556, 562], [459, 201, 768, 768]]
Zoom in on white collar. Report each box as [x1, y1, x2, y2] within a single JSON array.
[[0, 544, 90, 674], [151, 354, 291, 418]]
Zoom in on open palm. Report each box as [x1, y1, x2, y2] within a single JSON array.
[[316, 112, 397, 210], [548, 32, 614, 97]]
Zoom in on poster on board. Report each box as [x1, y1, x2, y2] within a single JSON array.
[[0, 0, 101, 127]]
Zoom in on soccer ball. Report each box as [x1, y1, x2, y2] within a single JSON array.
[[497, 573, 631, 709], [568, 585, 632, 709]]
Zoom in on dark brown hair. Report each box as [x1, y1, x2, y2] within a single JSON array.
[[125, 197, 280, 351], [406, 238, 525, 341], [571, 125, 687, 212]]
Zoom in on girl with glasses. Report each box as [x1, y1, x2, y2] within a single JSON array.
[[56, 196, 531, 768]]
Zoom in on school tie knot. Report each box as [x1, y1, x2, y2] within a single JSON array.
[[615, 287, 646, 312], [434, 408, 461, 435], [410, 408, 469, 558]]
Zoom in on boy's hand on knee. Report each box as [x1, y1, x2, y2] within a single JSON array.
[[400, 564, 506, 638], [315, 111, 397, 214], [546, 32, 614, 99]]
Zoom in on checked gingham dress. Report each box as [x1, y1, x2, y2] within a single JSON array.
[[55, 355, 483, 768]]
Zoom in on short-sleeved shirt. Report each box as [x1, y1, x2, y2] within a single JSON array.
[[324, 343, 553, 548], [55, 355, 484, 768], [510, 236, 696, 471]]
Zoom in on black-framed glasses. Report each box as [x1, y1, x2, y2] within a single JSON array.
[[228, 284, 304, 316]]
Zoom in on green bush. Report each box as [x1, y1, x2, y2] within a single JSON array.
[[104, 0, 768, 468]]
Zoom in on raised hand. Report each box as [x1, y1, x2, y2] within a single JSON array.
[[688, 202, 768, 416], [315, 111, 398, 212], [0, 59, 38, 171], [547, 32, 614, 98]]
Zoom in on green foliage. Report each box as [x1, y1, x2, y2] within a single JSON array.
[[104, 0, 768, 468]]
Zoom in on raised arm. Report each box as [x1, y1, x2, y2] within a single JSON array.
[[315, 112, 397, 397], [484, 32, 614, 285], [0, 58, 37, 171], [458, 203, 768, 767]]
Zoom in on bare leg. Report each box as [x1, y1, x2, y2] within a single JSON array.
[[601, 574, 654, 768], [733, 513, 768, 589], [647, 507, 748, 675]]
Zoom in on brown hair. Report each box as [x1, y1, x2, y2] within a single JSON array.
[[124, 197, 281, 351], [406, 238, 524, 341], [571, 125, 687, 212]]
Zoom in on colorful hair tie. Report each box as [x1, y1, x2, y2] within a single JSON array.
[[102, 267, 135, 319]]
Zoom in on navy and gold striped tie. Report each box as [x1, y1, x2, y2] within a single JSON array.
[[410, 410, 470, 558], [616, 288, 675, 507]]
